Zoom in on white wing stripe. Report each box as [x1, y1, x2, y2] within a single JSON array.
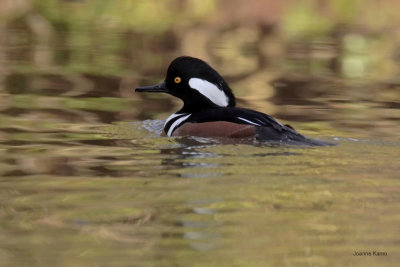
[[237, 117, 262, 126], [167, 113, 191, 136]]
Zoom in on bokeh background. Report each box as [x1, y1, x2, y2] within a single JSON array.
[[1, 1, 400, 266], [1, 0, 400, 137]]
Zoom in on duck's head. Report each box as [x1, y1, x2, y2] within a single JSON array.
[[135, 56, 236, 112]]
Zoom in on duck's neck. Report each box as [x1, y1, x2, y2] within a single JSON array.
[[178, 98, 235, 113]]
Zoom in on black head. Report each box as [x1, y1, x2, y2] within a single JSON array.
[[135, 56, 236, 112]]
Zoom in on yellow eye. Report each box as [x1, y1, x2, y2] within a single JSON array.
[[174, 77, 181, 83]]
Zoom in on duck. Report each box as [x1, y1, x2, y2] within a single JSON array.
[[135, 56, 334, 146]]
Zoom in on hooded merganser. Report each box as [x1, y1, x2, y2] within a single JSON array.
[[136, 56, 334, 146]]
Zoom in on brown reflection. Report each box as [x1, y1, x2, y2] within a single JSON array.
[[1, 0, 400, 181]]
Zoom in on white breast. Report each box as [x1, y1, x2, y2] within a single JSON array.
[[165, 113, 191, 137]]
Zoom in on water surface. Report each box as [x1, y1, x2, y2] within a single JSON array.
[[1, 1, 400, 266]]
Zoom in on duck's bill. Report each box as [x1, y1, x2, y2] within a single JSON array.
[[135, 82, 168, 93]]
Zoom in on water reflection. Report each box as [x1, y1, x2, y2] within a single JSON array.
[[1, 0, 400, 266], [182, 199, 221, 251], [159, 137, 223, 179]]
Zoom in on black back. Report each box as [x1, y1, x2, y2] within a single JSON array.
[[185, 107, 335, 146]]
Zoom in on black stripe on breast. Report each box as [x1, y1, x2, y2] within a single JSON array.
[[164, 113, 191, 136]]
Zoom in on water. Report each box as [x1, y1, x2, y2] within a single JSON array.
[[1, 1, 400, 266]]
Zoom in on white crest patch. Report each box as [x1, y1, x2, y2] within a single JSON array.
[[188, 78, 229, 107]]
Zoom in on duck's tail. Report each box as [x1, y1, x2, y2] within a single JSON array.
[[255, 126, 336, 146]]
